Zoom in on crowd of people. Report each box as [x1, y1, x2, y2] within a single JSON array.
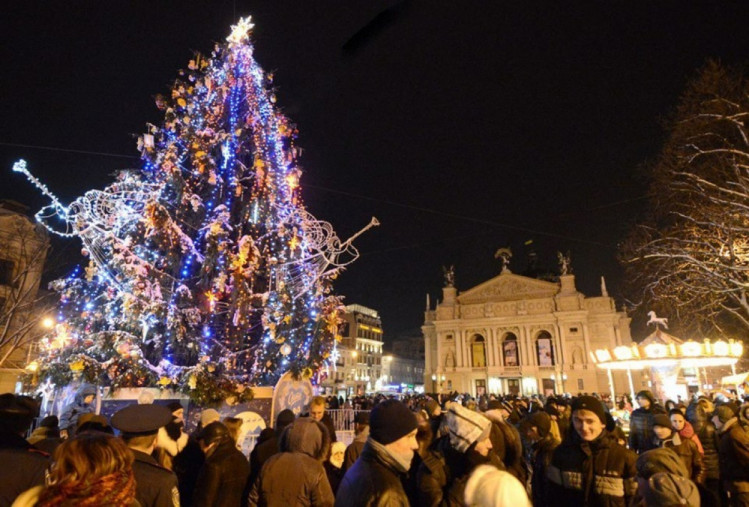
[[1, 386, 748, 506]]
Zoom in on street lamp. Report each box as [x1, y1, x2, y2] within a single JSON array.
[[41, 317, 55, 329]]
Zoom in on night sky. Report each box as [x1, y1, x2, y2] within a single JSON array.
[[2, 2, 749, 339]]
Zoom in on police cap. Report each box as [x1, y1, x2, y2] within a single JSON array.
[[111, 403, 173, 435]]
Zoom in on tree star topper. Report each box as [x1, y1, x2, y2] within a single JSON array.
[[227, 16, 255, 44]]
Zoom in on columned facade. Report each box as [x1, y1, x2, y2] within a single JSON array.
[[423, 272, 632, 397]]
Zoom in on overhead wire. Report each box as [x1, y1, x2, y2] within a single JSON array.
[[1, 140, 636, 251]]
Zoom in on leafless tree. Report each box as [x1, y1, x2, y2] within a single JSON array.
[[0, 207, 52, 377], [621, 61, 749, 336]]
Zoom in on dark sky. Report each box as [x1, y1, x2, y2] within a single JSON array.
[[2, 1, 749, 339]]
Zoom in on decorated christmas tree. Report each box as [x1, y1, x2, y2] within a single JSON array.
[[15, 17, 376, 404]]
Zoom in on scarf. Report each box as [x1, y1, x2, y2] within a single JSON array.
[[678, 421, 704, 455], [369, 437, 413, 473], [37, 470, 136, 507]]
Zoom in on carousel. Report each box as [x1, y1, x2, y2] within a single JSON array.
[[590, 319, 744, 402]]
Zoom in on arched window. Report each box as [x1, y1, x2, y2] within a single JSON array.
[[536, 331, 555, 366], [502, 332, 519, 367], [471, 334, 486, 368]]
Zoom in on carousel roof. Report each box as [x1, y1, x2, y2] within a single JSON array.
[[590, 327, 743, 370]]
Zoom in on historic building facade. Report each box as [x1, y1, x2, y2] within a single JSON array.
[[320, 304, 385, 396], [422, 270, 632, 397]]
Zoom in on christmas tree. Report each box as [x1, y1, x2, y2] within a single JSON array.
[[15, 17, 376, 404]]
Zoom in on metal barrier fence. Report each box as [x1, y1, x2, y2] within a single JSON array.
[[327, 409, 371, 432]]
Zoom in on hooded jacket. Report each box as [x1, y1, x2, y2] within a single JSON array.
[[58, 384, 96, 434], [628, 390, 666, 454], [249, 417, 334, 507], [547, 429, 638, 507]]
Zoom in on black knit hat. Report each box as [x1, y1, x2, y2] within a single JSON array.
[[370, 399, 418, 445], [571, 395, 606, 424]]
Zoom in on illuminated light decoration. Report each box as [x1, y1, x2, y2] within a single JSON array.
[[680, 341, 702, 356], [645, 343, 668, 359], [591, 338, 743, 370], [613, 346, 633, 361], [595, 349, 612, 362], [16, 17, 373, 399]]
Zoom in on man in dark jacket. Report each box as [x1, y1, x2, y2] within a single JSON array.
[[336, 399, 418, 507], [418, 402, 503, 506], [343, 411, 369, 471], [248, 409, 295, 489], [628, 390, 665, 454], [521, 411, 559, 506], [111, 403, 180, 507], [194, 421, 250, 507], [714, 404, 749, 506], [0, 394, 48, 507], [548, 395, 637, 506]]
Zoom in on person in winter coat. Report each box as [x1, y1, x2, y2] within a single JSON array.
[[0, 394, 49, 507], [687, 397, 721, 503], [417, 402, 503, 506], [547, 395, 638, 507], [713, 404, 749, 506], [325, 442, 347, 495], [343, 411, 369, 471], [335, 399, 418, 507], [463, 465, 531, 507], [628, 390, 666, 454], [484, 402, 527, 485], [520, 411, 560, 507], [59, 383, 97, 438], [193, 421, 250, 507], [669, 409, 703, 454], [26, 415, 61, 456], [248, 409, 296, 490], [154, 402, 189, 471], [249, 417, 335, 506], [652, 413, 704, 485]]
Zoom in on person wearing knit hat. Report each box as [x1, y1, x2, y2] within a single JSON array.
[[547, 394, 638, 505], [417, 402, 501, 506], [520, 411, 560, 506], [336, 400, 418, 506], [713, 402, 749, 505], [199, 408, 220, 428], [650, 410, 705, 486], [642, 472, 700, 506], [463, 465, 531, 507], [248, 417, 334, 505]]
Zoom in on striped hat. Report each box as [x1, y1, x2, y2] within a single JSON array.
[[445, 402, 491, 453]]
